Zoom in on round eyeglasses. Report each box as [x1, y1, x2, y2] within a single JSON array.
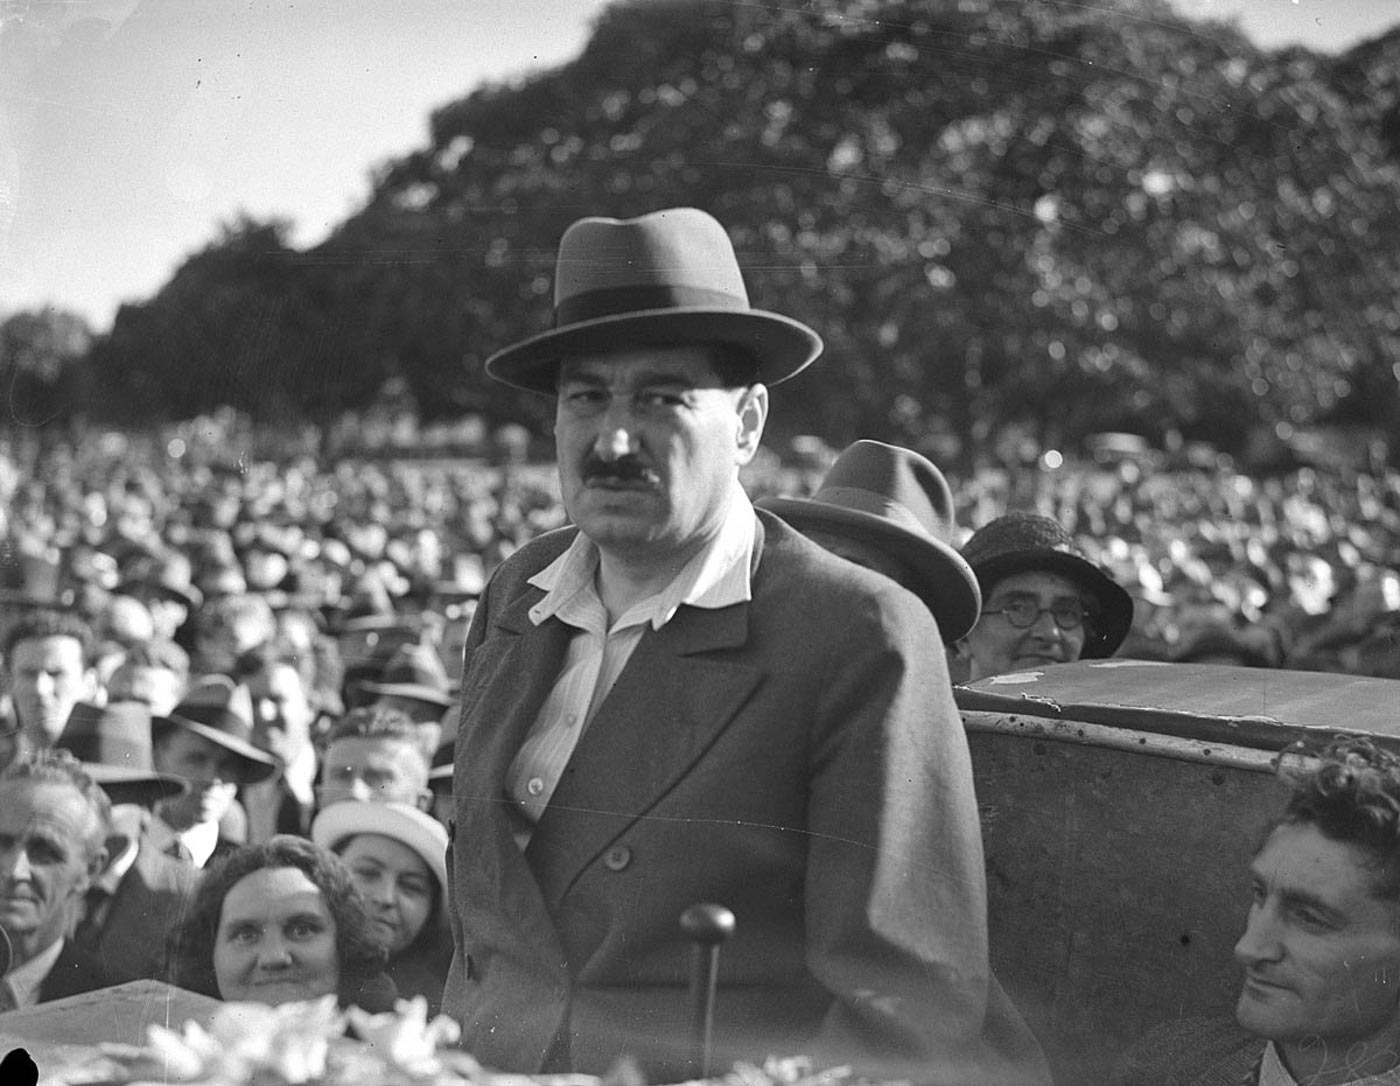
[[981, 599, 1088, 630]]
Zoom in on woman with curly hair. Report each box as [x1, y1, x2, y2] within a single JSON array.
[[170, 835, 396, 1011]]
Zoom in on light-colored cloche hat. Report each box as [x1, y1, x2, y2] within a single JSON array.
[[757, 441, 982, 644], [959, 511, 1134, 659], [484, 207, 824, 394], [311, 800, 450, 916]]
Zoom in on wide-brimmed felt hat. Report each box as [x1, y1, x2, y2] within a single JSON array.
[[757, 441, 982, 644], [356, 643, 455, 709], [311, 800, 449, 916], [154, 675, 281, 784], [484, 207, 823, 393], [56, 701, 187, 807], [960, 511, 1134, 659]]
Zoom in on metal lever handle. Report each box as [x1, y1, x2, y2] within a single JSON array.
[[680, 902, 736, 1079]]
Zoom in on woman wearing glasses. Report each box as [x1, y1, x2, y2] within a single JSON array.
[[954, 511, 1134, 680]]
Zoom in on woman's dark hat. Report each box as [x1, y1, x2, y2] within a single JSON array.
[[56, 701, 188, 806], [757, 441, 981, 643], [154, 676, 281, 784], [484, 207, 823, 394], [959, 511, 1134, 658]]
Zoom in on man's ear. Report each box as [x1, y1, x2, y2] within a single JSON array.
[[416, 789, 434, 814], [952, 637, 972, 661], [734, 383, 768, 465]]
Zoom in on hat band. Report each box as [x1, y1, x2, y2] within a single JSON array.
[[555, 284, 748, 327]]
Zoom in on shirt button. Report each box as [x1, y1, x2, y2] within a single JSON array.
[[526, 777, 545, 797], [603, 845, 632, 871]]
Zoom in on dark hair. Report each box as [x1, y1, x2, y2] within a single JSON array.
[[2, 608, 95, 666], [171, 835, 388, 1002], [0, 749, 111, 861], [1273, 737, 1400, 900]]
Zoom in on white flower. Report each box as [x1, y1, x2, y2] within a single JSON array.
[[344, 995, 466, 1075]]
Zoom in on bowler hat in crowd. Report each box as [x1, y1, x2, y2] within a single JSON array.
[[758, 441, 982, 643], [484, 207, 824, 393], [153, 676, 281, 784], [56, 701, 187, 807], [960, 511, 1134, 659]]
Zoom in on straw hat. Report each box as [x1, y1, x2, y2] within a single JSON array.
[[757, 441, 981, 643], [484, 208, 823, 393]]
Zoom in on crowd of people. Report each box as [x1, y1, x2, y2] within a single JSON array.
[[0, 205, 1398, 1085]]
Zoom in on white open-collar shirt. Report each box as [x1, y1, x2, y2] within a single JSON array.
[[504, 484, 756, 846]]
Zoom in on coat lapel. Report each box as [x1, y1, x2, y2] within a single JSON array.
[[526, 599, 762, 905]]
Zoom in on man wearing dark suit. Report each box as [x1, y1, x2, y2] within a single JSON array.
[[57, 701, 198, 985], [0, 750, 112, 1011], [443, 209, 1047, 1084]]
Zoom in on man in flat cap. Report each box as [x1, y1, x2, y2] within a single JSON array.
[[444, 208, 1047, 1084]]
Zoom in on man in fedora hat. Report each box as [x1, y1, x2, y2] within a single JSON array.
[[954, 511, 1135, 681], [55, 701, 198, 984], [357, 641, 456, 761], [445, 208, 1047, 1083], [148, 676, 280, 867], [757, 440, 982, 645]]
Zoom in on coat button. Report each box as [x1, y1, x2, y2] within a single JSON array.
[[603, 845, 632, 871]]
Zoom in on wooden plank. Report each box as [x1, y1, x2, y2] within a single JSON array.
[[0, 979, 222, 1047]]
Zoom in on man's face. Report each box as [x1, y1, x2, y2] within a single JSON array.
[[0, 780, 104, 956], [248, 664, 314, 760], [317, 737, 429, 810], [153, 729, 243, 826], [1234, 822, 1400, 1054], [959, 571, 1090, 679], [8, 635, 96, 747], [554, 347, 767, 562]]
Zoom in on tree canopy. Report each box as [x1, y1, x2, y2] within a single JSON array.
[[75, 0, 1400, 457]]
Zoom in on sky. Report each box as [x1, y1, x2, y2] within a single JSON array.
[[1, 0, 1397, 331]]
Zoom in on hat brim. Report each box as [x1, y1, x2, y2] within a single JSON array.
[[83, 764, 189, 806], [357, 681, 455, 708], [311, 801, 449, 916], [484, 308, 823, 394], [155, 714, 282, 784], [972, 552, 1135, 658], [760, 497, 982, 644]]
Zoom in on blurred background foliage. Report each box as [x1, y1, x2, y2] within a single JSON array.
[[5, 0, 1399, 462]]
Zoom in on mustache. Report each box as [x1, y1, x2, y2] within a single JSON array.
[[582, 455, 659, 485]]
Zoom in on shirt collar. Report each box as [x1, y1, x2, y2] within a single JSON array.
[[1261, 1041, 1400, 1086], [529, 483, 756, 631], [3, 934, 67, 1007]]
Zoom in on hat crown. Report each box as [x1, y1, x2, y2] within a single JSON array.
[[169, 675, 256, 741], [379, 643, 450, 691], [961, 511, 1087, 569], [553, 208, 751, 321], [58, 701, 159, 771], [810, 441, 958, 546]]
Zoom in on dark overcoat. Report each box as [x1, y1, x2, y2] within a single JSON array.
[[444, 510, 1048, 1084]]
